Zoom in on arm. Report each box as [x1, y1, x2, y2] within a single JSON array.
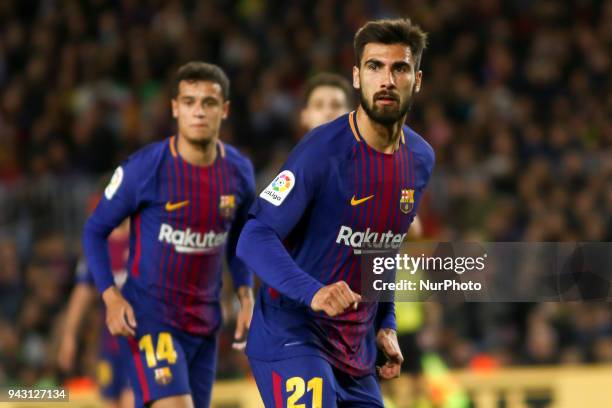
[[83, 217, 116, 294], [376, 207, 422, 355], [82, 164, 140, 336], [236, 147, 325, 307], [237, 218, 323, 306], [376, 301, 397, 332], [375, 301, 402, 379], [57, 283, 96, 372], [226, 160, 255, 290], [83, 166, 134, 294], [376, 328, 404, 379], [241, 138, 360, 316], [227, 160, 256, 348], [377, 141, 435, 379], [237, 218, 361, 315]]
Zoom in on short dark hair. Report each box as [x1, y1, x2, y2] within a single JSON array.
[[354, 18, 428, 70], [303, 73, 354, 107], [172, 61, 230, 100]]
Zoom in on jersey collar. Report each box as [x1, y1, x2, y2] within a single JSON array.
[[348, 111, 406, 147], [169, 135, 226, 160]]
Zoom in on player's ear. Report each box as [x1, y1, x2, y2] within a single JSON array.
[[171, 99, 178, 119], [414, 70, 423, 93], [222, 100, 230, 120], [353, 66, 360, 90]]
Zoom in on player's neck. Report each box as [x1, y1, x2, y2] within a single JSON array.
[[176, 134, 218, 166], [355, 107, 404, 154]]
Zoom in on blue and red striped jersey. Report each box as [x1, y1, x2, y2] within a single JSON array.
[[83, 136, 255, 336], [244, 111, 434, 376]]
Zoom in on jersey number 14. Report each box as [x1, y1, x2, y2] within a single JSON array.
[[138, 332, 178, 368]]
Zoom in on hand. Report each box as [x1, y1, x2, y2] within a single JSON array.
[[57, 334, 77, 372], [102, 286, 137, 337], [233, 286, 254, 351], [376, 328, 403, 379], [310, 281, 361, 317]]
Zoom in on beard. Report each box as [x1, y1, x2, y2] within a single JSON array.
[[182, 128, 215, 150], [359, 88, 413, 126], [188, 136, 213, 149]]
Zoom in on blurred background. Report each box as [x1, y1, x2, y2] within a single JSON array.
[[0, 0, 611, 407]]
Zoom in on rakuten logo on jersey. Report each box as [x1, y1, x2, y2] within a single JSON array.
[[158, 223, 227, 254], [336, 226, 406, 254]]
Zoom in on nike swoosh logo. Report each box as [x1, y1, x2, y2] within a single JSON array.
[[350, 195, 374, 206], [165, 200, 190, 211]]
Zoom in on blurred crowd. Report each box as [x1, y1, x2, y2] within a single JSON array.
[[0, 0, 611, 388]]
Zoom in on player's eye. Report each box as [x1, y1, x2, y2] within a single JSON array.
[[204, 98, 219, 107], [367, 63, 379, 71]]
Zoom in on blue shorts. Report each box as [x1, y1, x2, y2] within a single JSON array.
[[249, 356, 383, 408], [97, 349, 129, 400], [119, 315, 218, 408]]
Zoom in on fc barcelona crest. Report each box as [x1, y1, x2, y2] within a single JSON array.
[[219, 194, 236, 218], [154, 367, 173, 386], [400, 189, 414, 214]]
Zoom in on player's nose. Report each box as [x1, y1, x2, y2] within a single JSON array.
[[193, 103, 205, 117], [381, 67, 396, 88]]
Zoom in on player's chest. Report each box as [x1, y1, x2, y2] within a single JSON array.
[[326, 152, 422, 220], [151, 166, 239, 230]]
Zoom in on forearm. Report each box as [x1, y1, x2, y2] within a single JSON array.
[[82, 218, 116, 294], [236, 285, 253, 301], [63, 284, 96, 337], [376, 301, 397, 331], [237, 218, 323, 306], [227, 225, 254, 289]]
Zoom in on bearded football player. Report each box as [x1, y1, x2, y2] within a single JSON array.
[[238, 18, 433, 407]]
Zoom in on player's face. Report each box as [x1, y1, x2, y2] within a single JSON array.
[[353, 43, 422, 126], [171, 80, 229, 146], [300, 86, 351, 131]]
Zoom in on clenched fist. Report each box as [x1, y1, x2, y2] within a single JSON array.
[[376, 328, 404, 379], [310, 281, 361, 317]]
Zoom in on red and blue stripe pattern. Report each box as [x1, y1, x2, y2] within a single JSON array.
[[314, 111, 416, 374], [247, 111, 434, 377], [123, 136, 249, 336]]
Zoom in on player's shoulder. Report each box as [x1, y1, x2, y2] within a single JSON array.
[[403, 125, 435, 171], [294, 113, 355, 160], [109, 139, 168, 189], [124, 138, 169, 167], [221, 142, 253, 169], [220, 142, 256, 192], [220, 141, 255, 181]]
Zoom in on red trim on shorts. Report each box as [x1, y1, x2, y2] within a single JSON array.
[[272, 370, 283, 408], [128, 337, 150, 402]]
